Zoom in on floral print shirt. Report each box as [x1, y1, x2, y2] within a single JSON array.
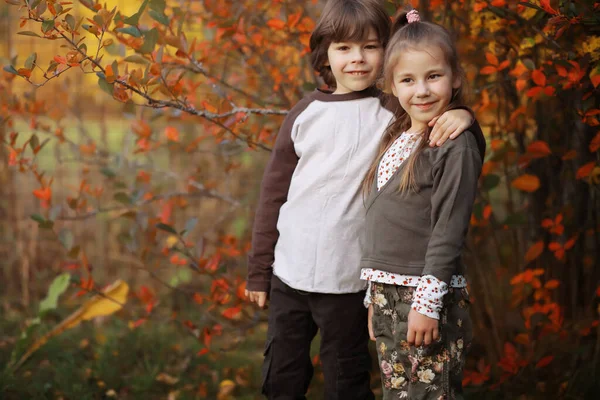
[[362, 131, 468, 320]]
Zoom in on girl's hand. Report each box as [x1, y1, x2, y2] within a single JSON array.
[[245, 289, 268, 308], [427, 109, 473, 147], [368, 304, 376, 341], [407, 308, 439, 346]]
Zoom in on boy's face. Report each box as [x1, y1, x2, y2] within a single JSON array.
[[325, 28, 383, 95]]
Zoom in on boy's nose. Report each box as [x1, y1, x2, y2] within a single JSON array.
[[350, 48, 365, 62]]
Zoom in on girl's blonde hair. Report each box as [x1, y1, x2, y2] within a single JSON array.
[[362, 11, 467, 195]]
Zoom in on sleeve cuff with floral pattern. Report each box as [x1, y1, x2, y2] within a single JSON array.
[[411, 275, 448, 320], [363, 280, 372, 308]]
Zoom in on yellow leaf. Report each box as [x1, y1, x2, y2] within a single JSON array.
[[218, 379, 236, 400], [511, 174, 540, 192], [12, 280, 129, 370]]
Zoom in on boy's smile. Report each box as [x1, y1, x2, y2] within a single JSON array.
[[325, 28, 383, 94]]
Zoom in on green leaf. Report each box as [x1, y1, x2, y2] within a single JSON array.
[[28, 0, 42, 9], [41, 19, 55, 34], [40, 220, 55, 230], [169, 268, 192, 287], [149, 0, 166, 13], [100, 167, 116, 178], [31, 214, 46, 223], [116, 26, 142, 37], [302, 82, 317, 92], [3, 65, 18, 75], [111, 60, 119, 79], [97, 76, 114, 96], [156, 46, 164, 64], [139, 27, 159, 54], [17, 31, 42, 37], [523, 58, 536, 70], [156, 223, 177, 234], [148, 10, 169, 26], [482, 174, 501, 191], [39, 273, 71, 315], [65, 14, 76, 30], [124, 54, 150, 64], [58, 229, 74, 251], [29, 134, 40, 151], [114, 192, 132, 204], [123, 0, 149, 25], [24, 52, 37, 70]]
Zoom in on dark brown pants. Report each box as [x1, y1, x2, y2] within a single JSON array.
[[262, 275, 374, 400]]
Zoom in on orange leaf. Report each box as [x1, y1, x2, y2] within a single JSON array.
[[491, 0, 506, 6], [531, 70, 546, 86], [525, 241, 544, 262], [132, 120, 152, 138], [556, 65, 567, 77], [591, 71, 600, 88], [536, 356, 554, 368], [576, 162, 595, 179], [527, 141, 551, 157], [105, 64, 115, 83], [564, 236, 577, 250], [491, 139, 505, 151], [222, 306, 242, 320], [511, 174, 540, 192], [266, 19, 286, 30], [201, 101, 218, 114], [17, 68, 32, 78], [516, 79, 527, 91], [53, 55, 67, 64], [544, 86, 555, 96], [485, 53, 499, 66], [526, 86, 543, 98], [562, 150, 577, 160], [480, 66, 498, 75], [497, 60, 510, 71], [539, 0, 558, 15], [165, 126, 179, 142], [545, 280, 560, 289], [197, 348, 209, 356], [33, 187, 52, 201]]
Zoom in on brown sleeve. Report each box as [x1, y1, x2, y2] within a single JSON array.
[[246, 96, 314, 292], [423, 136, 483, 285]]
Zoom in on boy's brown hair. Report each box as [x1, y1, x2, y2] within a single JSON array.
[[309, 0, 391, 88]]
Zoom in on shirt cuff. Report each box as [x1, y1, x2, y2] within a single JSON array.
[[411, 275, 448, 320]]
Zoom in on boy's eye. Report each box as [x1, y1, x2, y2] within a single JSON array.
[[365, 44, 380, 49], [336, 45, 349, 51]]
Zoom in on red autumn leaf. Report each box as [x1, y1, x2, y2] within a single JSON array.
[[511, 174, 540, 192], [236, 281, 247, 299], [548, 242, 561, 252], [543, 86, 555, 96], [526, 86, 543, 98], [132, 119, 152, 138], [205, 253, 221, 272], [527, 140, 552, 157], [545, 280, 560, 289], [33, 186, 52, 201], [562, 150, 577, 160], [8, 148, 18, 166], [266, 19, 286, 30], [480, 66, 497, 75], [17, 68, 32, 78], [525, 241, 544, 262], [485, 52, 499, 66], [536, 356, 554, 368], [516, 79, 527, 91], [497, 60, 510, 71], [564, 236, 577, 250], [222, 306, 242, 319], [556, 65, 567, 77], [491, 0, 506, 7], [105, 64, 115, 83], [576, 162, 595, 179], [197, 348, 209, 356], [531, 70, 546, 86], [539, 0, 559, 15], [53, 55, 67, 64], [591, 72, 600, 88]]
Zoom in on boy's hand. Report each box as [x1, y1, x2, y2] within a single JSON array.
[[368, 304, 376, 341], [428, 109, 473, 147], [407, 308, 439, 347], [245, 289, 268, 308]]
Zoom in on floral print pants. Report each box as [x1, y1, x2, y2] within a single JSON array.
[[370, 282, 472, 400]]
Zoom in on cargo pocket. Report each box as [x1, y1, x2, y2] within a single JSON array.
[[261, 336, 274, 396], [337, 353, 371, 399]]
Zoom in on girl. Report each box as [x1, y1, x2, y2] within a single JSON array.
[[360, 10, 484, 400]]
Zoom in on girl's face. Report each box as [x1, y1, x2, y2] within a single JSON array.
[[391, 45, 460, 132], [326, 28, 384, 95]]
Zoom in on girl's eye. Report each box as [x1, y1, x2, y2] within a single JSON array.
[[401, 78, 412, 83], [428, 74, 441, 80]]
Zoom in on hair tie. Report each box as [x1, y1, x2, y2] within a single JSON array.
[[407, 10, 420, 23]]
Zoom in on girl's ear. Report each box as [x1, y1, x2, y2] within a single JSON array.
[[452, 75, 461, 89], [391, 83, 398, 98]]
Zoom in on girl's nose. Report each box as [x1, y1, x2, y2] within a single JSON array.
[[415, 81, 430, 96]]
